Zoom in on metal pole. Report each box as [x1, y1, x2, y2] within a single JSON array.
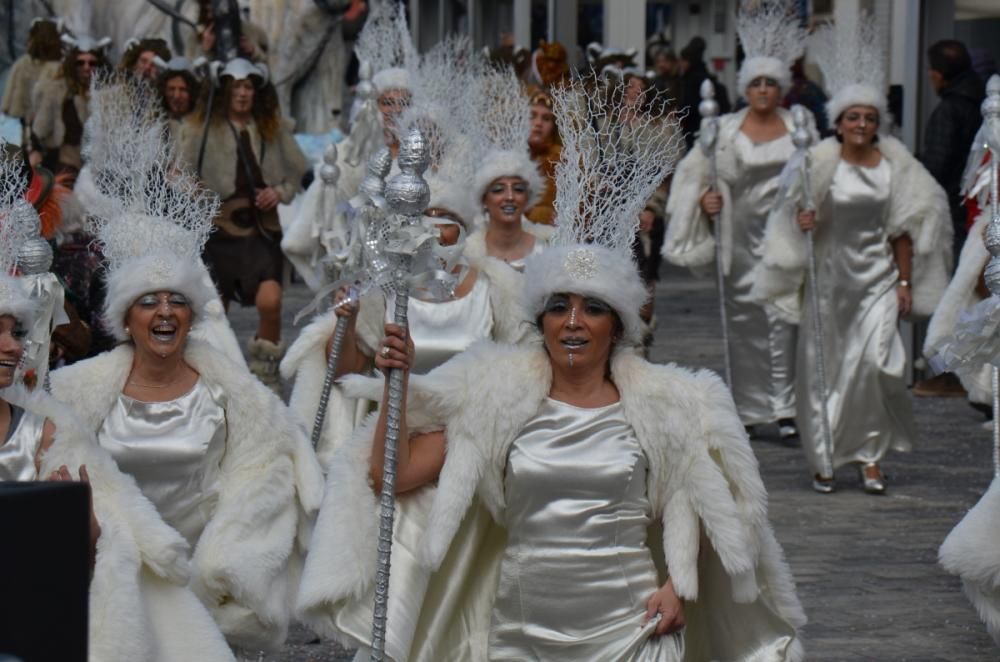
[[982, 74, 1000, 477], [791, 105, 834, 480], [992, 142, 1000, 477], [698, 79, 733, 386], [806, 231, 835, 479], [369, 129, 431, 662], [311, 314, 349, 450]]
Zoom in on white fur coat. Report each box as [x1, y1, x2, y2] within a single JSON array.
[[924, 211, 992, 403], [662, 106, 818, 275], [281, 254, 532, 469], [297, 342, 806, 660], [752, 135, 953, 323], [1, 385, 236, 662], [940, 476, 1000, 645], [49, 339, 325, 651]]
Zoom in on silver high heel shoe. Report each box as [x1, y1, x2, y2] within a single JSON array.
[[859, 462, 886, 495], [812, 474, 835, 494]]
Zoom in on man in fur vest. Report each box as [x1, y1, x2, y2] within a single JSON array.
[[30, 35, 112, 178], [1, 18, 64, 150]]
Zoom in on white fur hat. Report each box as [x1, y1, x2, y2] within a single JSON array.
[[100, 220, 218, 341], [372, 66, 411, 94], [735, 0, 806, 94], [826, 83, 890, 130], [810, 5, 890, 127], [427, 173, 477, 228], [523, 244, 648, 346], [738, 56, 793, 94], [472, 148, 544, 211]]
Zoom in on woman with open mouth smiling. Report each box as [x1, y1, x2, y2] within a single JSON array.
[[47, 80, 324, 654], [298, 76, 805, 662], [0, 146, 239, 661]]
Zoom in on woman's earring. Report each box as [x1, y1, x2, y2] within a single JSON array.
[[124, 326, 131, 335]]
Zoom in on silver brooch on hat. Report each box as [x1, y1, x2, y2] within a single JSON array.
[[564, 247, 597, 280]]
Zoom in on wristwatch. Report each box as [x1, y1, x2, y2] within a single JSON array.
[[898, 279, 911, 288]]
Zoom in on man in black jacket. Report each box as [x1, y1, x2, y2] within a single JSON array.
[[678, 36, 731, 150], [922, 40, 985, 261]]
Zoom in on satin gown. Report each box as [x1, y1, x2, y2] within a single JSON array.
[[386, 276, 495, 374], [489, 398, 683, 661], [726, 132, 798, 426], [98, 379, 228, 545], [0, 406, 45, 481], [798, 159, 914, 475]]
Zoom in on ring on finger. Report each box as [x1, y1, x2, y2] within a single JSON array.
[[381, 345, 391, 357]]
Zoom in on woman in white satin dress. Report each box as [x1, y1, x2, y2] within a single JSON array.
[[662, 77, 814, 439], [790, 104, 948, 494], [297, 244, 805, 661]]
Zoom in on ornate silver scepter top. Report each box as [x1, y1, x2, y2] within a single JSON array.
[[320, 143, 341, 187], [385, 128, 432, 223], [791, 105, 811, 150], [698, 78, 719, 120], [981, 76, 1000, 296], [356, 60, 376, 103], [359, 146, 393, 204], [13, 200, 52, 276], [698, 78, 720, 156]]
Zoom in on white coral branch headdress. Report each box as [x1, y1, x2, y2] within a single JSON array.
[[467, 64, 542, 214], [809, 4, 889, 125], [735, 0, 808, 92], [522, 76, 683, 346], [0, 143, 35, 324], [81, 72, 221, 340], [355, 0, 417, 92]]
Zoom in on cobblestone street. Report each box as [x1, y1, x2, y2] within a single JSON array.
[[229, 265, 997, 661]]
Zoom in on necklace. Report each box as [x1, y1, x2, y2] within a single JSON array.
[[127, 371, 185, 389]]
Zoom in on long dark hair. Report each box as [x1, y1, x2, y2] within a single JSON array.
[[193, 75, 281, 141]]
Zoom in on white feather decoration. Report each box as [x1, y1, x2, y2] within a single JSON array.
[[0, 143, 31, 276], [809, 5, 889, 122], [736, 0, 807, 67], [395, 35, 483, 176], [82, 72, 218, 271], [549, 77, 684, 257], [354, 0, 416, 78]]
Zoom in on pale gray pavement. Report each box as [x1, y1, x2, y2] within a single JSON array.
[[228, 265, 996, 661]]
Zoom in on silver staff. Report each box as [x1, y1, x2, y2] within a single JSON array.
[[309, 146, 392, 451], [981, 75, 1000, 476], [698, 78, 732, 386], [307, 144, 360, 450], [790, 106, 835, 481], [370, 129, 431, 662]]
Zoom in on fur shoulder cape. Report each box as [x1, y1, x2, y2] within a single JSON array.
[[940, 476, 1000, 645], [49, 339, 325, 651], [662, 106, 818, 275], [1, 385, 236, 662], [752, 135, 953, 323], [297, 342, 806, 660], [280, 254, 534, 469]]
